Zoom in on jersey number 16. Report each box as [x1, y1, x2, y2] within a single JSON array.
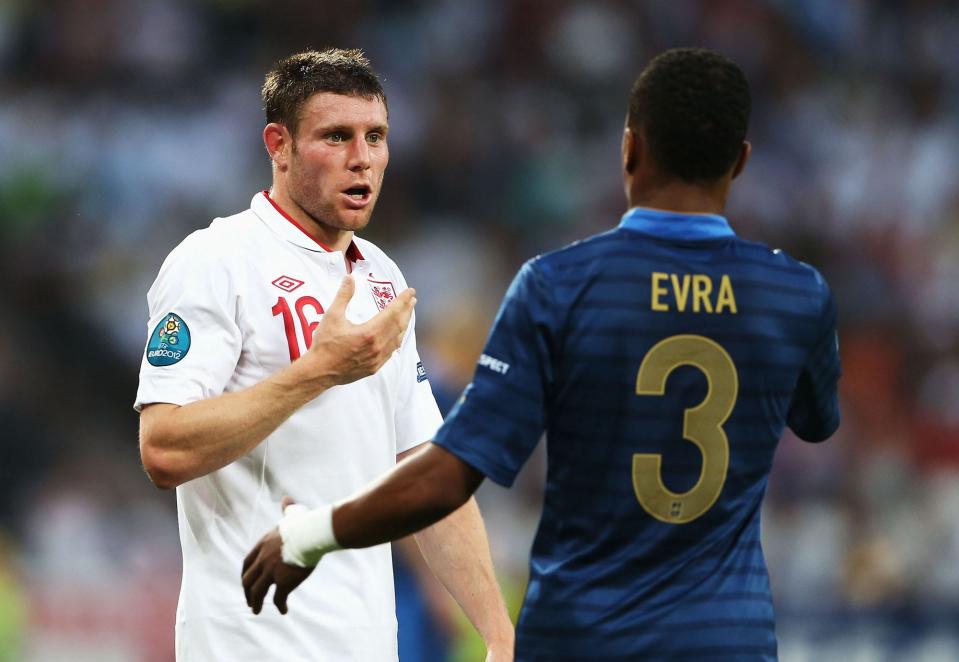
[[272, 296, 324, 362]]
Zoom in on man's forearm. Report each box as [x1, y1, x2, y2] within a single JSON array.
[[139, 358, 332, 488], [415, 498, 515, 654], [332, 444, 482, 547], [242, 444, 503, 631], [139, 278, 417, 489]]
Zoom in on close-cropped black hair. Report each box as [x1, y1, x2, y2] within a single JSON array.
[[628, 48, 751, 183], [262, 48, 386, 135]]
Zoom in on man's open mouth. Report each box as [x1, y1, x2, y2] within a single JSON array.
[[344, 185, 371, 200]]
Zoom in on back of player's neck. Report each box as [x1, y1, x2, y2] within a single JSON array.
[[628, 182, 727, 217]]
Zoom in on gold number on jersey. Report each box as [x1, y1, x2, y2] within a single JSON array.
[[633, 334, 738, 524]]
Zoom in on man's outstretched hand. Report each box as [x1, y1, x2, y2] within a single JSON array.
[[303, 275, 416, 388], [242, 497, 314, 615]]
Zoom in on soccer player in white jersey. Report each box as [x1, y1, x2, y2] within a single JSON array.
[[135, 49, 514, 661]]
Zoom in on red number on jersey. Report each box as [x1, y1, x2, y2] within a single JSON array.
[[295, 296, 323, 350], [272, 296, 325, 361]]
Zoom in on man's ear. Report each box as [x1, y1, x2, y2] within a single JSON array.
[[623, 127, 639, 175], [731, 141, 751, 180], [264, 123, 292, 170]]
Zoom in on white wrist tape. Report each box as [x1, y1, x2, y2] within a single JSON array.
[[278, 503, 341, 568]]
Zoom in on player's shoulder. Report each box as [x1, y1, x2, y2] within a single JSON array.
[[153, 209, 261, 294], [526, 227, 626, 279], [502, 229, 626, 307], [165, 208, 257, 261], [734, 236, 832, 297]]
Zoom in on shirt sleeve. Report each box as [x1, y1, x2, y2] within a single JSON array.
[[393, 309, 444, 454], [134, 231, 242, 412], [787, 279, 841, 442], [433, 260, 555, 487]]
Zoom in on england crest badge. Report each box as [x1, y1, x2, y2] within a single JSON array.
[[368, 278, 397, 311]]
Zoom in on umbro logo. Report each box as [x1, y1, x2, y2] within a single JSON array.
[[272, 275, 304, 293]]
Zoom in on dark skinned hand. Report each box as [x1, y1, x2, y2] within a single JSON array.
[[242, 497, 315, 615]]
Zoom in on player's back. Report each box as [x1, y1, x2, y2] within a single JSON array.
[[517, 208, 839, 660]]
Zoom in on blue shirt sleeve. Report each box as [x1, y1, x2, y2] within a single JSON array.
[[787, 283, 841, 442], [433, 260, 555, 487]]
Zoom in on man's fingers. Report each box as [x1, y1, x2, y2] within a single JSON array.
[[391, 288, 416, 311], [242, 544, 260, 578], [274, 584, 291, 615], [383, 287, 415, 316], [249, 572, 273, 615], [281, 495, 296, 511], [326, 276, 355, 318], [367, 288, 415, 336], [242, 560, 260, 607]]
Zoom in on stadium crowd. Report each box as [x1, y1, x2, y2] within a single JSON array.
[[1, 0, 958, 659]]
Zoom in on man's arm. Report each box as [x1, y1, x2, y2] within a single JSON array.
[[242, 444, 485, 608], [242, 446, 516, 653], [398, 446, 514, 658], [243, 262, 555, 657], [337, 443, 483, 545], [139, 277, 416, 489], [787, 285, 841, 443], [392, 537, 460, 638]]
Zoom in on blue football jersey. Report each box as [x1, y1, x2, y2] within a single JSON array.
[[433, 207, 840, 661]]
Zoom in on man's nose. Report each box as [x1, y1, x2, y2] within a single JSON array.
[[346, 137, 371, 171]]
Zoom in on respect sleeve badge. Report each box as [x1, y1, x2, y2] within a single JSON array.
[[146, 312, 191, 366]]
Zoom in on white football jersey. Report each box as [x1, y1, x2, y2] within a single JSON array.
[[135, 191, 443, 661]]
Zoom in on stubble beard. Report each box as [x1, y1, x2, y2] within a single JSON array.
[[288, 173, 376, 236]]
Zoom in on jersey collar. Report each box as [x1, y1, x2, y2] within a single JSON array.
[[251, 190, 364, 261], [619, 206, 735, 241]]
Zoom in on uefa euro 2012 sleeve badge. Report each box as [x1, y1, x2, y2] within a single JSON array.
[[146, 313, 191, 366]]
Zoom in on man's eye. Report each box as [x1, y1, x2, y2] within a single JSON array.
[[328, 133, 344, 143], [368, 133, 382, 144]]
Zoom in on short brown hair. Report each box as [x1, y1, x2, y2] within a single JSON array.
[[261, 48, 386, 135]]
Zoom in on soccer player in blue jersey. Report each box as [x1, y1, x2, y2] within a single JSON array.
[[243, 48, 840, 660]]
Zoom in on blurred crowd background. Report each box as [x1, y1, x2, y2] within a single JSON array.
[[2, 0, 958, 660]]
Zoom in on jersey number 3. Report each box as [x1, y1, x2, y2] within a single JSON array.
[[633, 334, 738, 524]]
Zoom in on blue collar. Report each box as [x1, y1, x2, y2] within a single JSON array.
[[619, 207, 735, 240]]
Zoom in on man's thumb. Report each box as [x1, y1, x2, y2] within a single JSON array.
[[327, 276, 355, 317]]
